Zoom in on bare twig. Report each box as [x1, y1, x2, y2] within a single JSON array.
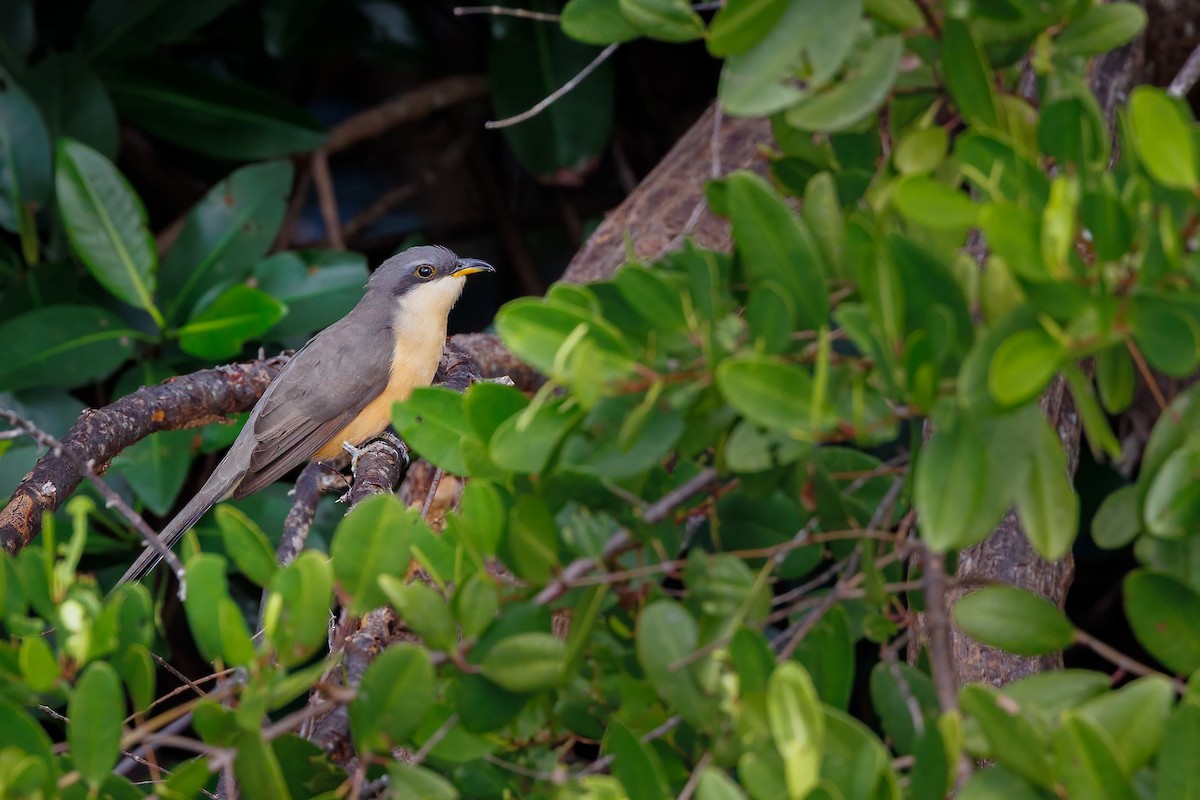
[[311, 149, 344, 250], [421, 468, 445, 520], [454, 5, 560, 21], [1168, 42, 1200, 98], [486, 44, 619, 129], [326, 76, 488, 155], [1073, 628, 1187, 694], [409, 713, 459, 767]]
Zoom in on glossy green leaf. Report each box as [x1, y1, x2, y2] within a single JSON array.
[[495, 297, 630, 378], [1095, 344, 1135, 414], [392, 387, 471, 476], [892, 175, 979, 230], [106, 62, 326, 160], [790, 605, 854, 710], [56, 138, 161, 325], [264, 550, 334, 667], [727, 170, 829, 329], [942, 19, 998, 129], [215, 505, 278, 586], [820, 708, 894, 800], [1076, 675, 1172, 773], [479, 632, 565, 693], [253, 250, 369, 339], [1128, 86, 1199, 190], [82, 0, 236, 61], [1056, 3, 1146, 58], [330, 493, 419, 615], [489, 21, 614, 179], [160, 160, 294, 323], [389, 763, 460, 800], [1124, 570, 1200, 674], [696, 768, 749, 800], [893, 126, 950, 175], [988, 328, 1063, 406], [717, 355, 812, 433], [1091, 484, 1140, 549], [490, 401, 582, 474], [379, 577, 457, 652], [1143, 439, 1200, 539], [233, 730, 293, 800], [802, 0, 865, 86], [1053, 715, 1137, 800], [0, 66, 51, 262], [18, 636, 58, 692], [915, 408, 1027, 552], [454, 573, 499, 639], [349, 644, 435, 752], [502, 494, 560, 583], [953, 585, 1075, 656], [768, 661, 823, 799], [562, 0, 641, 44], [0, 305, 137, 391], [25, 53, 119, 160], [1159, 703, 1200, 800], [786, 35, 902, 132], [117, 643, 155, 713], [68, 662, 124, 788], [605, 720, 671, 799], [177, 284, 286, 360], [708, 0, 789, 56], [717, 0, 812, 116], [869, 662, 939, 756], [980, 203, 1045, 280], [183, 554, 230, 663], [217, 596, 254, 667], [618, 0, 704, 42], [636, 600, 716, 728], [959, 685, 1054, 787]]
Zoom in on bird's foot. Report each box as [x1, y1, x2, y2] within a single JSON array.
[[341, 440, 368, 476]]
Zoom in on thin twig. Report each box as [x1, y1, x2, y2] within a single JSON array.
[[0, 409, 188, 597], [311, 149, 344, 250], [1073, 628, 1187, 694], [421, 468, 445, 520], [454, 5, 560, 20], [486, 44, 619, 129], [1168, 42, 1200, 98], [410, 713, 459, 767], [677, 751, 712, 800], [1126, 338, 1169, 413]]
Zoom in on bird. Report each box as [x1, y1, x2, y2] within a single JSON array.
[[118, 245, 494, 586]]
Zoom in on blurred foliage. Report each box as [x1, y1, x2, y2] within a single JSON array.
[[3, 0, 1200, 798]]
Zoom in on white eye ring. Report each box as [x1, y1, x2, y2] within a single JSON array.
[[415, 265, 435, 279]]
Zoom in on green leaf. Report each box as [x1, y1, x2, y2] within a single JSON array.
[[0, 67, 52, 261], [183, 554, 231, 663], [379, 577, 457, 652], [1076, 675, 1173, 773], [768, 661, 824, 800], [389, 763, 460, 800], [915, 408, 1027, 552], [330, 494, 419, 615], [869, 662, 939, 756], [892, 175, 979, 230], [561, 0, 641, 44], [392, 387, 471, 476], [1014, 415, 1078, 561], [999, 670, 1111, 723], [253, 250, 369, 340], [502, 495, 561, 583], [494, 297, 630, 379], [1095, 344, 1135, 414], [790, 605, 854, 710], [942, 19, 998, 129], [1130, 295, 1200, 377], [1091, 484, 1140, 549], [349, 644, 435, 752], [785, 35, 903, 132], [1055, 2, 1146, 58], [0, 305, 137, 391], [980, 203, 1045, 281], [1124, 570, 1200, 674], [1062, 361, 1122, 461], [55, 138, 161, 326], [218, 596, 254, 667], [444, 479, 506, 561], [18, 635, 58, 692], [717, 0, 813, 116], [479, 632, 566, 693], [727, 170, 829, 329], [454, 573, 499, 639], [264, 550, 334, 667], [1143, 439, 1200, 539], [953, 585, 1075, 656], [216, 505, 278, 586], [1053, 715, 1137, 800], [82, 0, 236, 61], [68, 662, 124, 789], [1159, 703, 1200, 800], [717, 355, 812, 433], [604, 720, 671, 800], [618, 0, 704, 42], [177, 285, 286, 360], [707, 0, 789, 56], [109, 427, 194, 517], [489, 401, 582, 474], [106, 61, 327, 160], [1128, 86, 1199, 191], [695, 770, 748, 800], [25, 53, 119, 160], [959, 685, 1054, 787], [117, 643, 155, 713], [160, 160, 294, 323], [233, 730, 293, 800], [893, 126, 950, 175], [489, 21, 613, 180], [636, 600, 716, 728]]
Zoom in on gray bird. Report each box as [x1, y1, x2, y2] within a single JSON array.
[[119, 245, 494, 586]]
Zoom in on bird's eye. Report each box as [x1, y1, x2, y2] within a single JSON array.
[[415, 265, 435, 279]]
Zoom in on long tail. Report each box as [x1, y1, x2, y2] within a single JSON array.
[[116, 474, 237, 587]]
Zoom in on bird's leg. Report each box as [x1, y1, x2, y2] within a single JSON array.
[[341, 440, 368, 476]]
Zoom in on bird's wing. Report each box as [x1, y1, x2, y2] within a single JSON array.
[[231, 309, 395, 498]]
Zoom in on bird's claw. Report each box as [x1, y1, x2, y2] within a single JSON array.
[[341, 440, 367, 475]]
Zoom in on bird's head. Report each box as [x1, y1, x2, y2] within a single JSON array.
[[368, 245, 495, 318]]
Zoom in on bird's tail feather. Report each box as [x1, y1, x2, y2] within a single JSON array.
[[116, 477, 233, 587]]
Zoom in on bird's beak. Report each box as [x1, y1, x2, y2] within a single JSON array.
[[452, 258, 495, 277]]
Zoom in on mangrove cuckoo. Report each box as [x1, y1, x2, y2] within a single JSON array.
[[119, 245, 494, 585]]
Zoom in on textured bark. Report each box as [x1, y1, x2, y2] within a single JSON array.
[[561, 103, 772, 284]]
